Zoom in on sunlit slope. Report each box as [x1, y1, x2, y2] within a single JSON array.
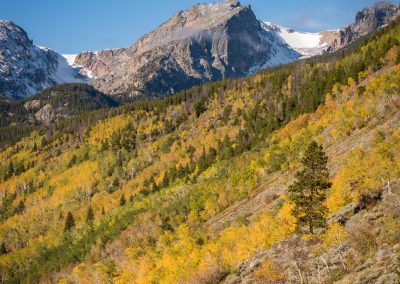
[[0, 19, 399, 283]]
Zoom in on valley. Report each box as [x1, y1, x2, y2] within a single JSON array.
[[0, 1, 400, 283]]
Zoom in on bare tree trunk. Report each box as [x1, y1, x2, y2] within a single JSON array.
[[381, 177, 392, 195], [387, 179, 392, 195], [320, 256, 332, 279], [295, 262, 304, 284], [335, 236, 347, 272], [315, 260, 322, 284], [338, 248, 347, 272]]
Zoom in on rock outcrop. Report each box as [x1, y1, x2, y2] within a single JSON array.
[[330, 2, 399, 50]]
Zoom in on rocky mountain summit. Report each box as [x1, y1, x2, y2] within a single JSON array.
[[330, 1, 399, 50], [0, 21, 90, 99], [74, 1, 400, 98], [74, 0, 299, 97]]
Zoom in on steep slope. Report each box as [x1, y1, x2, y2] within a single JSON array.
[[0, 18, 399, 283], [74, 0, 300, 97], [220, 67, 400, 284], [0, 21, 91, 99]]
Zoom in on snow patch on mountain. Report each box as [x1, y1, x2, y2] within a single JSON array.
[[263, 22, 333, 58], [247, 21, 301, 74], [62, 54, 78, 66], [61, 54, 96, 79]]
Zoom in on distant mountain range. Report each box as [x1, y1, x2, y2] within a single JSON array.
[[0, 0, 399, 99]]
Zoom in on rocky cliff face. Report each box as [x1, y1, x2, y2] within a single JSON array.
[[75, 1, 399, 98], [0, 21, 90, 99], [330, 2, 399, 50], [74, 0, 299, 97]]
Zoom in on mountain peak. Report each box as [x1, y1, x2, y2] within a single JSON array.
[[355, 1, 399, 24], [0, 20, 91, 99], [372, 1, 398, 10], [329, 1, 399, 50], [74, 0, 299, 97], [0, 20, 29, 42], [2, 1, 399, 100], [225, 0, 241, 8]]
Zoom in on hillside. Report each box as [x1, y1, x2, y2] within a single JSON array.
[[0, 18, 400, 284], [0, 83, 118, 126], [0, 83, 119, 151]]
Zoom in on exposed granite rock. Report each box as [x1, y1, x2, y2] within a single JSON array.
[[2, 1, 397, 100], [329, 2, 399, 51], [74, 1, 399, 99], [74, 1, 299, 97]]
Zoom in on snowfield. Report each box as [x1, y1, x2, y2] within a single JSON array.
[[262, 22, 332, 58]]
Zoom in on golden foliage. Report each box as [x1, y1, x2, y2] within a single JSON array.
[[254, 258, 287, 283]]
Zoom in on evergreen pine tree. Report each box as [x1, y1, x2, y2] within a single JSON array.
[[67, 155, 77, 168], [40, 137, 47, 148], [7, 161, 14, 178], [288, 141, 332, 234], [161, 171, 169, 188], [64, 211, 75, 232], [15, 200, 25, 214], [86, 206, 94, 225], [32, 143, 38, 152], [119, 194, 126, 206], [0, 242, 7, 255]]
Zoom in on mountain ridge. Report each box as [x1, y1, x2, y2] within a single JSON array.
[[74, 1, 399, 98], [74, 0, 300, 97], [0, 1, 398, 100]]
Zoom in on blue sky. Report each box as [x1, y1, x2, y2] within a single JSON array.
[[1, 0, 398, 54]]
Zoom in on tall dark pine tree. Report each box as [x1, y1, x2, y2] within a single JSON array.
[[0, 242, 7, 255], [86, 206, 94, 225], [288, 141, 332, 234], [64, 211, 75, 232], [119, 194, 126, 206]]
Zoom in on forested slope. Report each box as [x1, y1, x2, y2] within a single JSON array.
[[0, 19, 400, 283]]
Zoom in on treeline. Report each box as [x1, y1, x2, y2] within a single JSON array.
[[1, 18, 400, 283], [2, 18, 400, 177], [2, 18, 400, 153]]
